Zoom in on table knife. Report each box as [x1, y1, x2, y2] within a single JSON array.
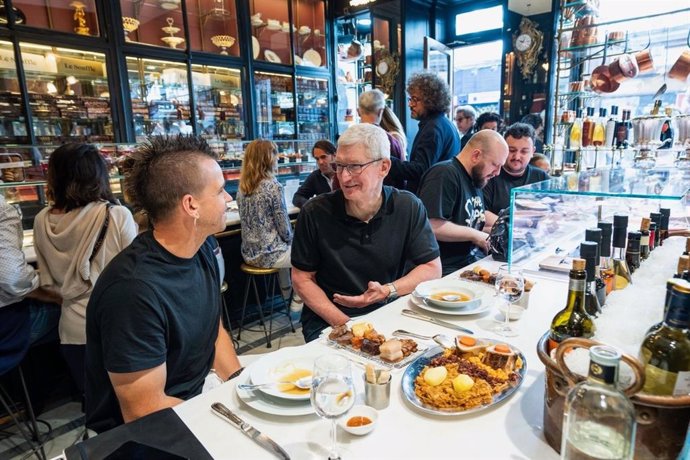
[[211, 402, 291, 460], [401, 309, 474, 334]]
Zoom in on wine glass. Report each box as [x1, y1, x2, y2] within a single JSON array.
[[493, 264, 524, 337], [311, 354, 355, 460]]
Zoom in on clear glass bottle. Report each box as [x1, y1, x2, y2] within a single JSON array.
[[580, 241, 602, 317], [548, 258, 595, 353], [582, 107, 595, 148], [570, 108, 583, 151], [598, 222, 614, 295], [605, 105, 618, 148], [592, 108, 606, 147], [639, 279, 690, 396], [561, 345, 637, 460], [612, 215, 632, 290]]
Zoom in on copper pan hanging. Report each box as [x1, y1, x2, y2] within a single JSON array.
[[668, 30, 690, 82], [591, 63, 619, 93]]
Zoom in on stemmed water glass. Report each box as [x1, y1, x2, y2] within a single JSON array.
[[493, 264, 524, 337], [311, 354, 355, 460]]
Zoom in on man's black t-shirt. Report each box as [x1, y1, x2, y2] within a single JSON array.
[[291, 186, 439, 341], [85, 231, 220, 433], [483, 165, 550, 214], [418, 158, 485, 275]]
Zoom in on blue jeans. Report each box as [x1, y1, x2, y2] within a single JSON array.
[[28, 300, 60, 347]]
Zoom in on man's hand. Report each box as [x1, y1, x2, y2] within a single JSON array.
[[472, 230, 490, 254], [332, 281, 387, 308]]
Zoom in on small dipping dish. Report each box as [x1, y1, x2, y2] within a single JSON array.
[[339, 405, 378, 436]]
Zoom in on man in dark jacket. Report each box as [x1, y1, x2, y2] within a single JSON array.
[[387, 72, 459, 194]]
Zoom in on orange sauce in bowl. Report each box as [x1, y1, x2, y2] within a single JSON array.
[[429, 291, 471, 302], [347, 416, 372, 427]]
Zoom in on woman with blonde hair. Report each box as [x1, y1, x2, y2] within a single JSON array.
[[237, 140, 297, 307], [380, 106, 408, 158]]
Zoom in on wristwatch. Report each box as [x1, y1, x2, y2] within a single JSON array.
[[385, 282, 398, 301]]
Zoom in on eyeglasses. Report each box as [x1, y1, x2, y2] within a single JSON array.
[[331, 159, 382, 175], [407, 95, 421, 104]]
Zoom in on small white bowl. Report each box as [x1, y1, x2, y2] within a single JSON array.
[[415, 280, 480, 310], [339, 405, 378, 436], [499, 304, 525, 321]]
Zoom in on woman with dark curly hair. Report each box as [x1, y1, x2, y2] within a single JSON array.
[[387, 71, 459, 194]]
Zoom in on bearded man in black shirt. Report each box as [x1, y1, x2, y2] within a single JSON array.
[[483, 123, 550, 223], [418, 130, 508, 276]]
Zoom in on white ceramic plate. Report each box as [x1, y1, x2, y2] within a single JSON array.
[[303, 49, 322, 67], [252, 36, 260, 59], [249, 349, 320, 401], [236, 371, 314, 417], [264, 49, 282, 63], [409, 291, 492, 316], [294, 55, 303, 65], [414, 279, 484, 310]]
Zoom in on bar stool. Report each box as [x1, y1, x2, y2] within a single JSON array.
[[220, 281, 239, 350], [237, 263, 295, 348]]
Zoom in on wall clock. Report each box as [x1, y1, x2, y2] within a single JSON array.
[[514, 17, 544, 80]]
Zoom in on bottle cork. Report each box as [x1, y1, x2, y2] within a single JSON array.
[[640, 217, 650, 231], [572, 258, 586, 271]]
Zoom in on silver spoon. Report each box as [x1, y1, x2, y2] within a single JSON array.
[[392, 329, 454, 348], [238, 376, 312, 391], [440, 294, 461, 301]]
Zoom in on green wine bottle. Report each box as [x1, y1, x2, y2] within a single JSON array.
[[639, 279, 690, 396], [548, 258, 596, 353]]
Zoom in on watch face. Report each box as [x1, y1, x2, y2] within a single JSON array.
[[516, 34, 533, 52]]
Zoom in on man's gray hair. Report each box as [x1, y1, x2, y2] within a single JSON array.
[[359, 89, 386, 114], [338, 123, 390, 160], [456, 105, 477, 120]]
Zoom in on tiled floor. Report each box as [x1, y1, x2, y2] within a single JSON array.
[[0, 312, 305, 460]]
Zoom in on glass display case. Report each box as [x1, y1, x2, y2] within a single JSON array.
[[254, 71, 295, 140], [191, 64, 244, 141], [20, 43, 113, 144], [126, 57, 192, 141], [508, 166, 690, 270], [119, 0, 186, 50], [293, 0, 326, 68], [250, 0, 292, 65], [186, 0, 239, 56], [13, 0, 99, 36], [0, 41, 28, 145], [0, 141, 316, 229], [296, 76, 329, 142]]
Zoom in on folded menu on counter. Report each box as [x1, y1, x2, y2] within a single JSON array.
[[65, 408, 212, 460]]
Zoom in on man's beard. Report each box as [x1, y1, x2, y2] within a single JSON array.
[[470, 164, 488, 189]]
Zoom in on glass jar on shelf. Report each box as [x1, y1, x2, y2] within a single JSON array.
[[126, 57, 191, 142]]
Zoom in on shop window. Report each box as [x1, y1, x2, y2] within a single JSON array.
[[126, 57, 191, 141], [453, 40, 503, 114], [191, 64, 244, 140], [454, 5, 502, 36], [119, 1, 186, 50], [19, 43, 112, 144], [187, 0, 240, 56], [13, 1, 99, 36]]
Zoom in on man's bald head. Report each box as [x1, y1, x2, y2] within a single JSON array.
[[458, 130, 509, 188]]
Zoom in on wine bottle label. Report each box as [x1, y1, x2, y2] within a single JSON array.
[[589, 361, 616, 385], [640, 235, 649, 246], [642, 365, 690, 396]]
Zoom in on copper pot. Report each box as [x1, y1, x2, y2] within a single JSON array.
[[635, 49, 654, 73], [609, 53, 639, 83], [591, 64, 620, 93], [669, 50, 690, 82]]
